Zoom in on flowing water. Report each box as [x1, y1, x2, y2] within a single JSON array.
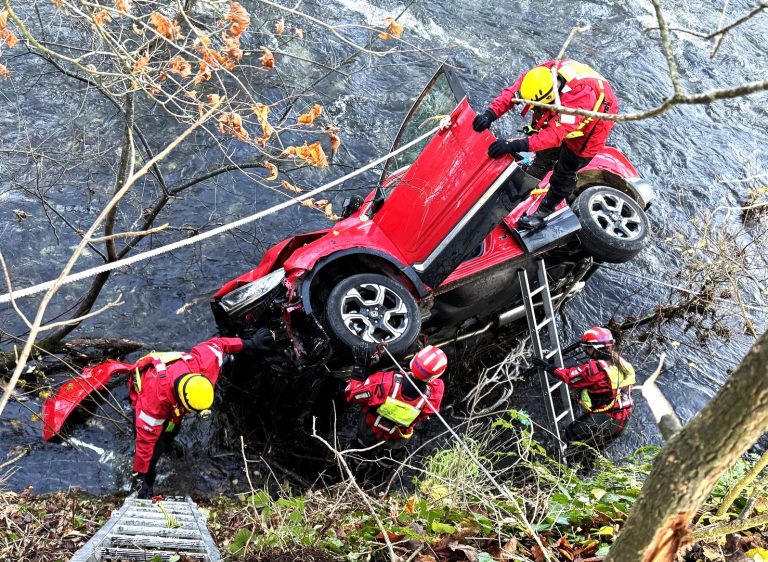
[[0, 0, 766, 494]]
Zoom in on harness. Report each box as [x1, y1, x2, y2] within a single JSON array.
[[579, 359, 636, 414], [132, 351, 193, 430], [372, 374, 430, 438]]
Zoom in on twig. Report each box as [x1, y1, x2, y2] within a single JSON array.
[[0, 448, 28, 471]]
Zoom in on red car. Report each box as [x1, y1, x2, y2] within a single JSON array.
[[212, 67, 653, 374]]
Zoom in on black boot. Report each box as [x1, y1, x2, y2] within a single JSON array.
[[517, 189, 564, 231]]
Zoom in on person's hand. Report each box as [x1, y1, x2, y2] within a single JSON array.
[[531, 357, 551, 369], [351, 343, 370, 381], [132, 472, 152, 499], [488, 137, 529, 158], [472, 109, 497, 132], [243, 327, 274, 352]]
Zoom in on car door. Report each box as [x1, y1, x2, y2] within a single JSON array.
[[373, 67, 515, 287]]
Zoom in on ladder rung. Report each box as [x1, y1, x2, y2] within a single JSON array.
[[555, 410, 571, 423], [536, 317, 553, 330], [98, 547, 207, 561], [544, 349, 559, 359], [528, 284, 546, 298], [548, 381, 563, 393]]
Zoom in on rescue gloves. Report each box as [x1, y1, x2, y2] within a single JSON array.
[[531, 356, 556, 374], [351, 343, 370, 381], [472, 109, 497, 132], [488, 137, 529, 158], [243, 327, 274, 352]]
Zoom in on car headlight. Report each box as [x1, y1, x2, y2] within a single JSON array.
[[219, 268, 285, 316]]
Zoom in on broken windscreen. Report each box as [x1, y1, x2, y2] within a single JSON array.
[[380, 66, 466, 184]]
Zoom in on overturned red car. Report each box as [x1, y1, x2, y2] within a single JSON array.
[[212, 67, 653, 375]]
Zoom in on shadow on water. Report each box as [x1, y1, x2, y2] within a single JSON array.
[[2, 0, 767, 493]]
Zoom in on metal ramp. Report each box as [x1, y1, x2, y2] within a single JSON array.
[[71, 496, 220, 562], [518, 259, 575, 448]]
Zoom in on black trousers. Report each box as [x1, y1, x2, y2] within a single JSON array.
[[526, 144, 593, 208], [564, 411, 623, 449]]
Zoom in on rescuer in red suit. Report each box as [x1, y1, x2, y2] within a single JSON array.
[[532, 327, 635, 448], [472, 59, 618, 230], [129, 329, 273, 498], [344, 344, 447, 448]]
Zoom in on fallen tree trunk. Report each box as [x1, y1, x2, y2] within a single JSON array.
[[606, 330, 768, 561], [0, 337, 143, 375]]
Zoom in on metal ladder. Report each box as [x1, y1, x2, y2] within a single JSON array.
[[518, 259, 574, 447], [71, 496, 220, 562]]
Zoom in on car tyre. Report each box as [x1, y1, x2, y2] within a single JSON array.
[[572, 186, 650, 263], [324, 273, 421, 355]]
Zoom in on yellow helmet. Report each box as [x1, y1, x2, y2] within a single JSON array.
[[175, 374, 214, 412], [519, 66, 556, 104]]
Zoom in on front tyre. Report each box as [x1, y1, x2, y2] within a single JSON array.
[[573, 186, 650, 263], [324, 273, 421, 355]]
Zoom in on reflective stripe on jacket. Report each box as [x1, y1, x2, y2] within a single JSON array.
[[487, 58, 618, 157]]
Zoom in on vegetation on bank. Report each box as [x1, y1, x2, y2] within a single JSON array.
[[3, 410, 768, 562]]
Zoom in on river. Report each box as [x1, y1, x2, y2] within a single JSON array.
[[0, 0, 766, 494]]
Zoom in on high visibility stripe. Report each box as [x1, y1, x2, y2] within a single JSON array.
[[206, 345, 224, 367], [138, 410, 164, 427]]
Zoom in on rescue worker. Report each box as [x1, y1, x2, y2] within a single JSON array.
[[130, 329, 273, 498], [532, 327, 635, 448], [344, 344, 447, 448], [472, 59, 618, 230]]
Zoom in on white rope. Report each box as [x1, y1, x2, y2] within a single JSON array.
[[0, 125, 441, 305]]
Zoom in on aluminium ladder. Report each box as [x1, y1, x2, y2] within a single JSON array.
[[518, 259, 574, 448], [70, 496, 220, 562]]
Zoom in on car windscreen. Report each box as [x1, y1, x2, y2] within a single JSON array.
[[380, 67, 465, 186]]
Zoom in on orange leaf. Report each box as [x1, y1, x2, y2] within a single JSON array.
[[132, 53, 149, 73], [193, 61, 212, 84], [282, 142, 328, 168], [404, 496, 416, 514], [207, 93, 221, 105], [252, 103, 274, 144], [264, 160, 278, 181], [114, 0, 131, 16], [217, 112, 250, 142], [0, 11, 18, 48], [297, 103, 323, 125], [275, 17, 285, 35], [225, 1, 250, 39], [183, 89, 197, 99], [328, 132, 341, 154], [93, 9, 112, 27], [149, 11, 181, 40], [0, 64, 9, 79], [168, 55, 191, 77], [51, 0, 62, 8], [379, 17, 403, 40], [260, 47, 275, 69], [280, 180, 302, 193]]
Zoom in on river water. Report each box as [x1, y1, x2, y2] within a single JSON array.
[[0, 0, 766, 494]]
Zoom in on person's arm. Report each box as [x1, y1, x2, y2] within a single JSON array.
[[416, 378, 444, 422], [552, 362, 598, 389], [344, 372, 384, 405], [487, 72, 526, 119]]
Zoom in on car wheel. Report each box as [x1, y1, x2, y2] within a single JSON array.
[[324, 273, 421, 355], [572, 186, 650, 263]]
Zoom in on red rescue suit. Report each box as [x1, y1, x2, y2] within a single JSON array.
[[345, 371, 444, 441], [130, 337, 244, 473], [488, 59, 618, 157], [552, 357, 635, 433]]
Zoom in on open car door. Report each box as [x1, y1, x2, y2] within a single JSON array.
[[373, 67, 516, 287]]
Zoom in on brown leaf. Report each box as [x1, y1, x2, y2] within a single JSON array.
[[93, 9, 111, 27], [404, 496, 416, 514], [217, 112, 249, 142], [114, 0, 131, 16], [260, 46, 275, 69], [297, 103, 323, 125], [132, 53, 149, 73], [0, 10, 19, 48], [168, 55, 191, 77], [13, 209, 28, 221], [280, 180, 302, 193], [328, 132, 341, 154], [183, 89, 197, 99], [379, 17, 404, 40], [417, 556, 437, 562], [281, 142, 328, 168], [264, 160, 278, 181], [0, 64, 9, 79], [193, 61, 211, 84], [207, 93, 221, 105], [252, 103, 274, 144], [149, 11, 181, 40], [375, 530, 405, 542], [225, 1, 250, 39], [275, 17, 285, 35], [294, 27, 304, 39], [51, 0, 63, 8]]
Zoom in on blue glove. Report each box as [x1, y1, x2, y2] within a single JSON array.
[[488, 137, 529, 158]]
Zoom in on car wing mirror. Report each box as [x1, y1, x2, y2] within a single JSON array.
[[341, 195, 364, 219]]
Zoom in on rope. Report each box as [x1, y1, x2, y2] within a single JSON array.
[[0, 125, 441, 305]]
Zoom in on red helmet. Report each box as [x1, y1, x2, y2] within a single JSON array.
[[581, 327, 614, 349], [410, 345, 448, 381]]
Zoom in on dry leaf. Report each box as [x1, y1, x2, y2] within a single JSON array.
[[417, 556, 437, 562], [183, 89, 197, 99], [225, 1, 250, 39], [193, 61, 211, 84], [328, 132, 341, 154], [132, 53, 149, 73], [282, 142, 328, 168], [168, 55, 191, 77], [280, 180, 302, 193], [252, 103, 274, 144], [149, 11, 181, 40], [0, 10, 19, 48], [13, 209, 27, 220], [294, 27, 304, 39], [93, 9, 111, 27], [379, 17, 404, 40], [264, 160, 278, 181], [114, 0, 131, 16], [207, 93, 221, 105], [260, 46, 275, 69], [0, 64, 9, 79], [217, 112, 250, 142], [195, 34, 212, 48], [404, 496, 416, 514], [297, 103, 323, 125], [51, 0, 63, 8], [275, 17, 285, 35]]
